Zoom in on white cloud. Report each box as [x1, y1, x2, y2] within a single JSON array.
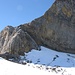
[[17, 5, 23, 11]]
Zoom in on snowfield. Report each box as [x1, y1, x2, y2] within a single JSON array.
[[0, 46, 75, 75], [24, 46, 75, 67]]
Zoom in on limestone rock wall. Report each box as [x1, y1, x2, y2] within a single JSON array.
[[0, 0, 75, 56]]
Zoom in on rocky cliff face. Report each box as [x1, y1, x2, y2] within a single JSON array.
[[0, 26, 39, 56], [0, 0, 75, 57]]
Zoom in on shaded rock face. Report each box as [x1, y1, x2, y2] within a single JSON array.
[[19, 0, 75, 53], [0, 0, 75, 57]]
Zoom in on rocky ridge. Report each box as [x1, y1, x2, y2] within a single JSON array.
[[0, 0, 75, 58]]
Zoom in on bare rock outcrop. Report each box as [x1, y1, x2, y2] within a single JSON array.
[[0, 26, 39, 56], [0, 0, 75, 57], [19, 0, 75, 53]]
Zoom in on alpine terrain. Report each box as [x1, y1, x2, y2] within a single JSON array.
[[0, 0, 75, 75]]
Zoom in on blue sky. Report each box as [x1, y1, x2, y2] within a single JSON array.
[[0, 0, 55, 31]]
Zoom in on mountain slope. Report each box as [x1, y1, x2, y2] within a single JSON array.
[[0, 46, 75, 75], [20, 46, 75, 67], [0, 0, 75, 56]]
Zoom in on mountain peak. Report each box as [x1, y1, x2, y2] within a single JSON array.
[[0, 0, 75, 58]]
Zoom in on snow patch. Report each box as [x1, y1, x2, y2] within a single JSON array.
[[0, 46, 75, 75]]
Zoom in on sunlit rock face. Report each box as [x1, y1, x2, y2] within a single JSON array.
[[0, 26, 39, 56], [0, 0, 75, 57]]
